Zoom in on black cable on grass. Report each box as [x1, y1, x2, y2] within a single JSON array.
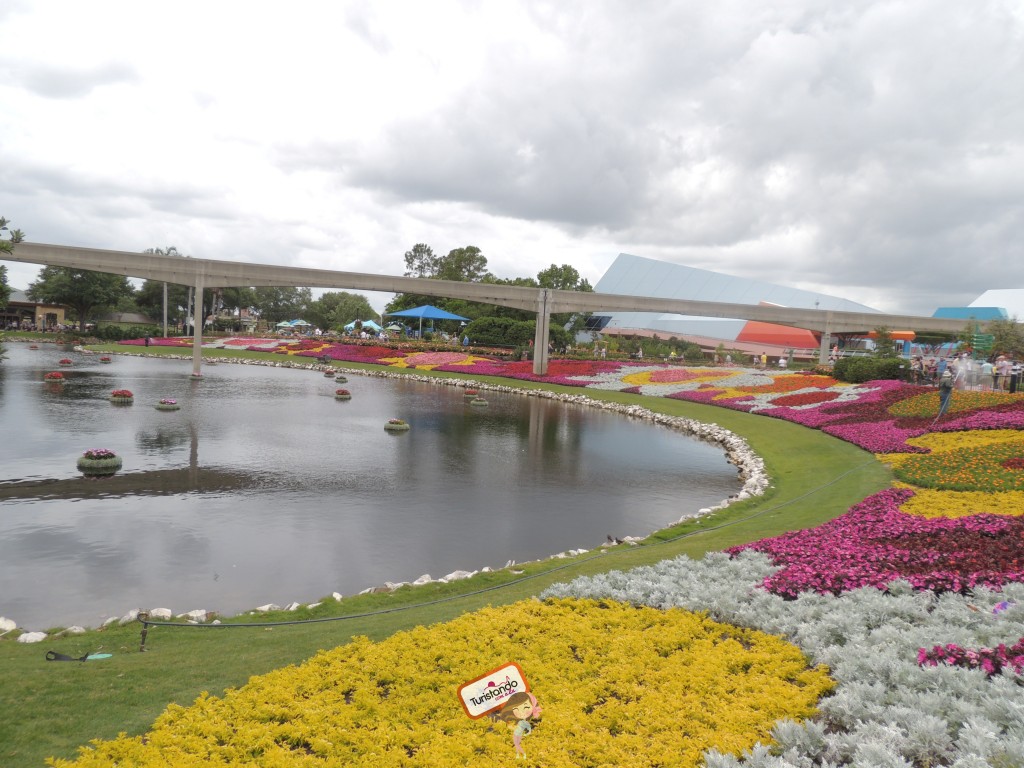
[[137, 459, 876, 650]]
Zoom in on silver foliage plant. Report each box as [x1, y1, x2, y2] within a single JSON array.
[[540, 550, 1024, 768]]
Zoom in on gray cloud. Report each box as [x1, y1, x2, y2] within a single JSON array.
[[5, 60, 138, 99]]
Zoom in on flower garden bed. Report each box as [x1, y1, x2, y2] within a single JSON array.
[[76, 448, 122, 476], [49, 599, 833, 766]]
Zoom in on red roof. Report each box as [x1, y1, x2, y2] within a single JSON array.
[[736, 321, 819, 348]]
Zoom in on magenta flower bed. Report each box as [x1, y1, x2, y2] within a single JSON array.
[[919, 637, 1024, 677], [727, 488, 1024, 598], [294, 343, 397, 362]]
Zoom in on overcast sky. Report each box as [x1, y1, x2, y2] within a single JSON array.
[[2, 0, 1022, 315]]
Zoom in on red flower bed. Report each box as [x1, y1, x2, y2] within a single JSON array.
[[769, 391, 842, 407]]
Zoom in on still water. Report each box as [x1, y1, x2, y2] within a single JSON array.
[[0, 343, 739, 629]]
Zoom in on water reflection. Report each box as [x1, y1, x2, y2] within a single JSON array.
[[0, 343, 740, 629]]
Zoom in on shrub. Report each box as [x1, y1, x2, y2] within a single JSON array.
[[465, 317, 534, 347], [834, 356, 904, 383]]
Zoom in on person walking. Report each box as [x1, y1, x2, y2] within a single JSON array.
[[934, 370, 954, 423], [980, 359, 994, 391], [997, 356, 1011, 390]]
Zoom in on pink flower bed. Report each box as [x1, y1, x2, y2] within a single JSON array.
[[727, 488, 1024, 598], [919, 637, 1024, 677]]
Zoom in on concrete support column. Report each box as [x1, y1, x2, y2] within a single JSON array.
[[817, 312, 833, 365], [191, 272, 204, 376], [533, 289, 551, 376]]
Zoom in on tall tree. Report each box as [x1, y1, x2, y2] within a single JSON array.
[[251, 286, 312, 325], [219, 286, 256, 315], [403, 243, 438, 278], [537, 263, 593, 334], [0, 217, 25, 309], [307, 291, 376, 331], [28, 267, 135, 331], [435, 246, 491, 282], [537, 263, 592, 292], [871, 326, 897, 358], [985, 316, 1024, 359], [136, 279, 190, 325], [389, 244, 494, 318], [0, 264, 8, 311]]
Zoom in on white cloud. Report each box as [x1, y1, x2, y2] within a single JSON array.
[[2, 0, 1023, 316]]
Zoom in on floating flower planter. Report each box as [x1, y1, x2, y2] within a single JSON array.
[[99, 356, 112, 363], [58, 358, 73, 366], [335, 376, 347, 383], [76, 448, 122, 476], [190, 372, 204, 379], [155, 398, 180, 411], [470, 397, 489, 407], [43, 371, 65, 382], [28, 344, 39, 350], [334, 389, 352, 401], [324, 370, 336, 377], [109, 389, 134, 404], [384, 418, 410, 432], [464, 389, 479, 398]]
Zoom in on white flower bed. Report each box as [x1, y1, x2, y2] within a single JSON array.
[[542, 550, 1024, 768]]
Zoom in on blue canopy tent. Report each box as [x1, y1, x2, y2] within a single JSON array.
[[344, 319, 382, 333], [385, 305, 470, 338]]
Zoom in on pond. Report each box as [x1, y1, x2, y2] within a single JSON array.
[[0, 342, 741, 629]]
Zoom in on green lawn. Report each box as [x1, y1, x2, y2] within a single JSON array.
[[0, 348, 892, 766]]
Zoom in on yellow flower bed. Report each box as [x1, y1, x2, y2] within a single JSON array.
[[879, 430, 1023, 469], [51, 600, 833, 767], [893, 483, 1024, 519], [882, 431, 1024, 516], [888, 390, 1020, 418]]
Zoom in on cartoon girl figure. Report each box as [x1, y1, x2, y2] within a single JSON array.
[[493, 691, 542, 758]]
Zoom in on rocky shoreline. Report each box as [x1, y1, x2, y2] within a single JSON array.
[[4, 350, 768, 639]]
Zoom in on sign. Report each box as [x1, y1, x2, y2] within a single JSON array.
[[972, 333, 995, 351], [457, 662, 529, 719]]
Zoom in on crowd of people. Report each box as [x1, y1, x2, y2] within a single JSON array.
[[910, 352, 1021, 391]]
